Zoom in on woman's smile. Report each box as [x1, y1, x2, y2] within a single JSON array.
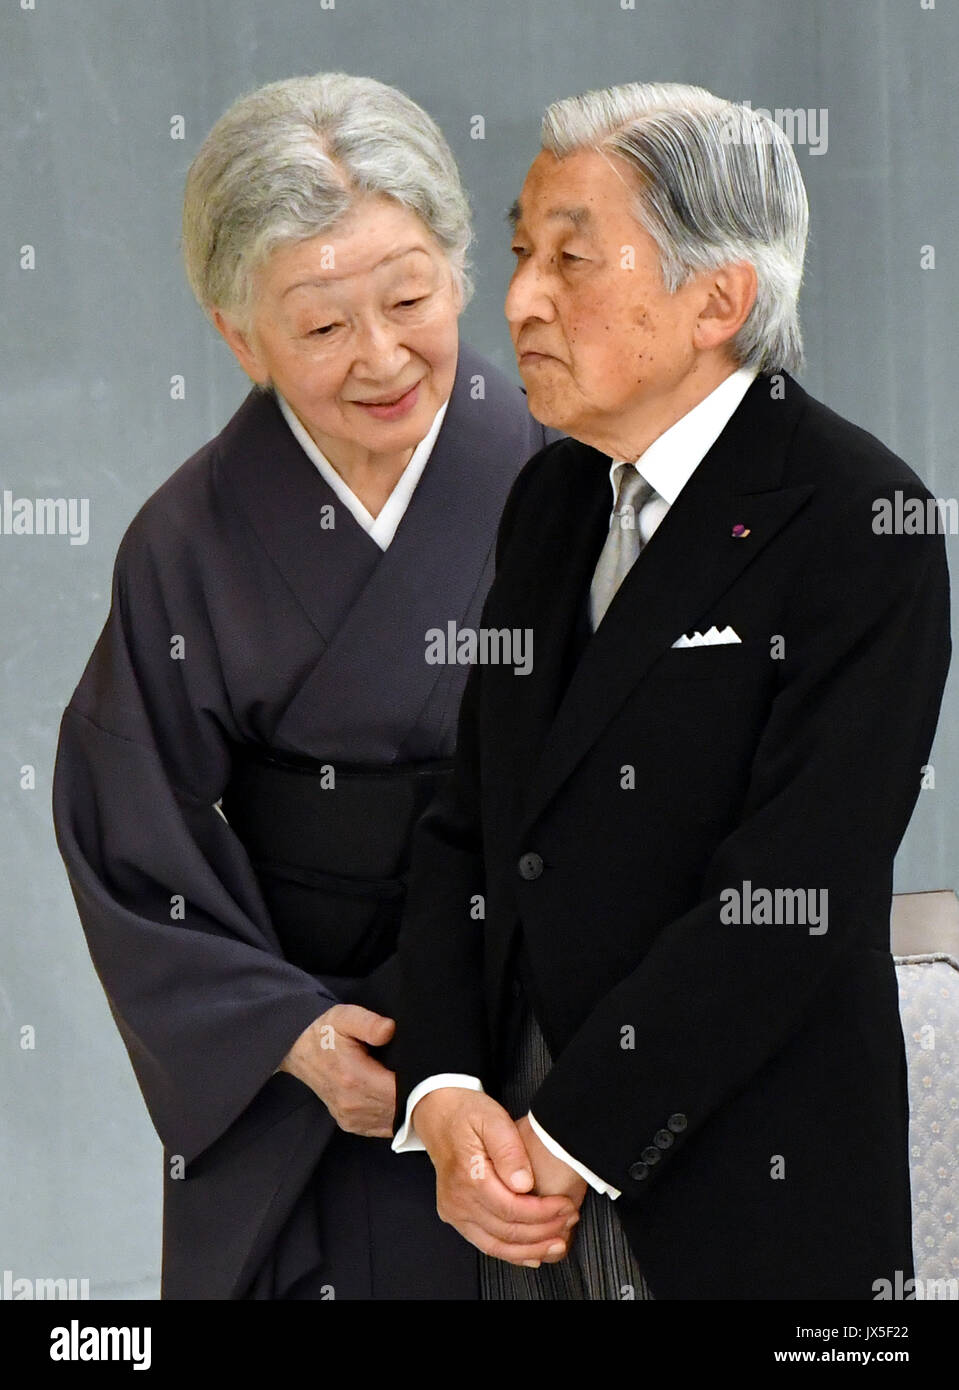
[[350, 379, 422, 420]]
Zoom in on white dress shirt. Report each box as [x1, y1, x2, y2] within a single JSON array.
[[274, 389, 450, 549], [391, 364, 759, 1198]]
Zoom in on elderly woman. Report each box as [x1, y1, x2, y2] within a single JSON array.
[[52, 73, 554, 1301]]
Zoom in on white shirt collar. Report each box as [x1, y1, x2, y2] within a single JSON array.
[[609, 364, 759, 508], [274, 389, 451, 550]]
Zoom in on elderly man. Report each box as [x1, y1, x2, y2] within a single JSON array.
[[391, 82, 951, 1300]]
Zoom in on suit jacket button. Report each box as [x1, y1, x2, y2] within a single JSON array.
[[640, 1146, 662, 1166], [667, 1113, 688, 1134], [628, 1161, 650, 1182], [518, 852, 544, 880], [653, 1129, 674, 1149]]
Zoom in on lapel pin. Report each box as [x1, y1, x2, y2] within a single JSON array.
[[731, 523, 751, 538]]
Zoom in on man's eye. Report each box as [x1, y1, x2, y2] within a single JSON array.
[[510, 246, 583, 263], [395, 297, 426, 309], [309, 324, 338, 336]]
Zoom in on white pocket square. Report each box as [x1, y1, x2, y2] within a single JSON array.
[[671, 625, 742, 648]]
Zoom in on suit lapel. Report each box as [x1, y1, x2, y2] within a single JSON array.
[[515, 373, 815, 838]]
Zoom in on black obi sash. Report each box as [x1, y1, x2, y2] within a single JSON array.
[[221, 742, 453, 977]]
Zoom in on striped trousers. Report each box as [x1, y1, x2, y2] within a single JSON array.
[[478, 995, 654, 1301]]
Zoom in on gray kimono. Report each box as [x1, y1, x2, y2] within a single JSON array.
[[52, 341, 553, 1299]]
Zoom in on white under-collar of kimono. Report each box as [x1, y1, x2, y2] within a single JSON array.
[[274, 388, 451, 549]]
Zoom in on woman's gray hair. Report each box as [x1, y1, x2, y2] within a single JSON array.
[[181, 73, 473, 333], [541, 82, 809, 374]]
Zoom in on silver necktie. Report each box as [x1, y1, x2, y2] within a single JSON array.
[[589, 465, 657, 630]]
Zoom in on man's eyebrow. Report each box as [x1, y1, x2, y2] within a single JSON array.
[[506, 200, 594, 233]]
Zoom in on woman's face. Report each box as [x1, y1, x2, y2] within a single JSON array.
[[216, 195, 462, 460]]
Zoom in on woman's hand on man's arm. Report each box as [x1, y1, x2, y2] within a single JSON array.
[[278, 1004, 397, 1137]]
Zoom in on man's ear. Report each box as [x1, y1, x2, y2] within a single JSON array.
[[211, 308, 270, 386], [693, 262, 758, 354]]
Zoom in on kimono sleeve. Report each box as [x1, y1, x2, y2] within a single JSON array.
[[52, 506, 336, 1168]]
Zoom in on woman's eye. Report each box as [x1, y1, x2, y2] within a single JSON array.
[[562, 252, 585, 263], [395, 297, 426, 309], [309, 324, 338, 336], [510, 245, 530, 258]]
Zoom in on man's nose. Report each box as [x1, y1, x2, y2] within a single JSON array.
[[505, 258, 555, 326]]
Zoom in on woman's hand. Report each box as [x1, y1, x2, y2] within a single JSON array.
[[278, 1004, 396, 1137]]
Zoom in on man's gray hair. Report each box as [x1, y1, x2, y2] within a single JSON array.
[[181, 72, 473, 333], [541, 82, 809, 374]]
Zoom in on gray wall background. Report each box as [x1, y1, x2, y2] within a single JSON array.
[[2, 0, 955, 1299]]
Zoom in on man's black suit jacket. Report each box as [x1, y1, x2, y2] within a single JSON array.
[[393, 371, 952, 1300]]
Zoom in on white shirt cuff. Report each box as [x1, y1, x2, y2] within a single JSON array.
[[528, 1110, 622, 1199], [391, 1074, 485, 1152]]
